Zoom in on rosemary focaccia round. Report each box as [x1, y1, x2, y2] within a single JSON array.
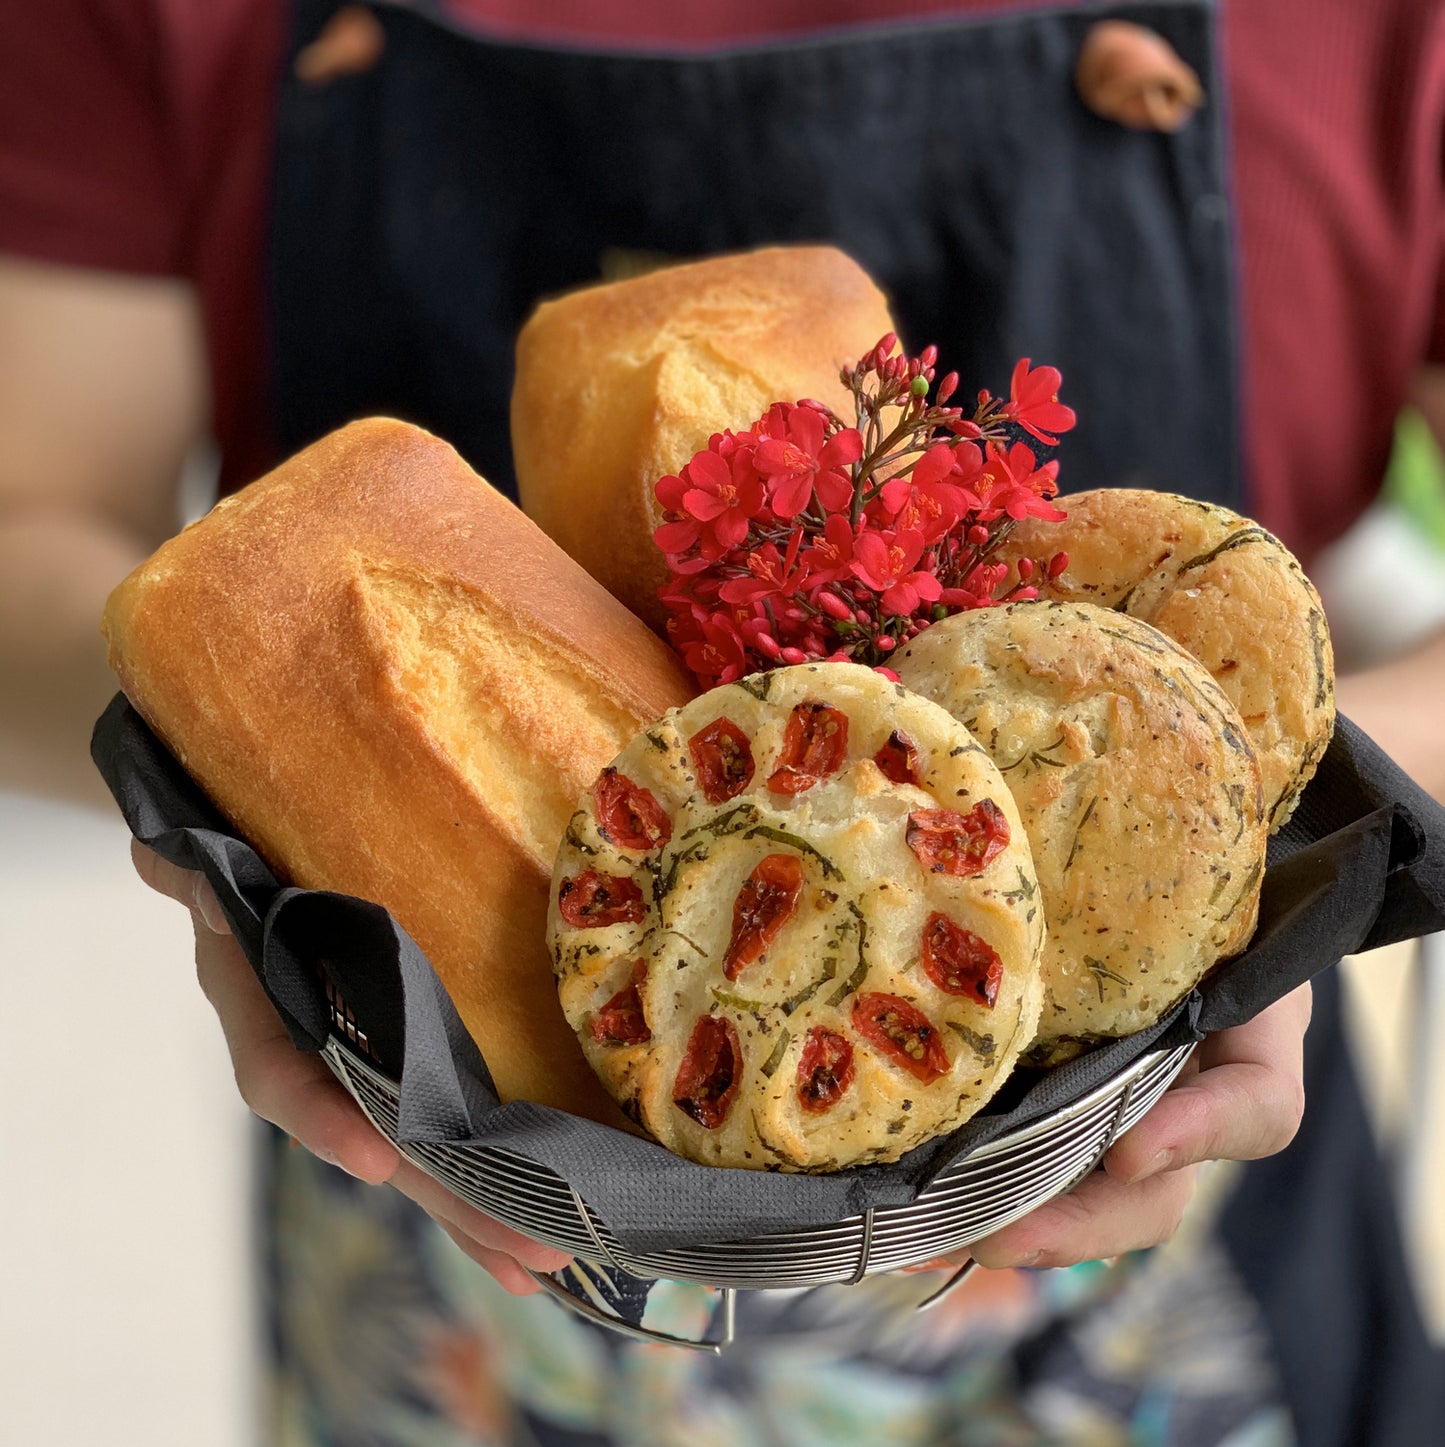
[[896, 602, 1268, 1066], [999, 489, 1335, 831], [547, 662, 1046, 1172]]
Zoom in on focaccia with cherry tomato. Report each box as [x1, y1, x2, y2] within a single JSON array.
[[547, 662, 1046, 1172]]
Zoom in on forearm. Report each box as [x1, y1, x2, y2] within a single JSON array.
[[0, 506, 161, 804], [1334, 626, 1445, 803], [0, 256, 208, 807]]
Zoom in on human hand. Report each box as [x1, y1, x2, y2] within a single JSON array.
[[130, 841, 573, 1295], [920, 983, 1312, 1273]]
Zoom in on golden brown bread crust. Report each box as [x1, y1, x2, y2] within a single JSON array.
[[547, 663, 1045, 1171], [999, 489, 1335, 831], [103, 418, 696, 1122], [896, 602, 1268, 1065], [512, 246, 896, 633]]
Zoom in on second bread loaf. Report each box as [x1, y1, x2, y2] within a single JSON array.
[[512, 246, 897, 632]]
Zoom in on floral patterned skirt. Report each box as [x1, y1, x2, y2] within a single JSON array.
[[262, 1126, 1295, 1447]]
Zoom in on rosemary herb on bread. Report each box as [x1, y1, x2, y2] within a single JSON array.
[[998, 489, 1335, 830], [897, 602, 1267, 1066]]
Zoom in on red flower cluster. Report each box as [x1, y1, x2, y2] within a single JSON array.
[[654, 336, 1075, 688]]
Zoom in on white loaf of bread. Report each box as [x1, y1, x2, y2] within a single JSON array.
[[513, 246, 897, 632], [103, 418, 697, 1122]]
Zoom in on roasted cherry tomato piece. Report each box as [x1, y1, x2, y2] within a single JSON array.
[[723, 853, 805, 980], [689, 717, 756, 804], [873, 728, 921, 786], [593, 767, 672, 851], [768, 702, 849, 795], [852, 991, 950, 1084], [796, 1026, 855, 1113], [590, 960, 651, 1045], [558, 869, 647, 928], [921, 911, 1003, 1006], [672, 1014, 742, 1128], [906, 799, 1010, 876]]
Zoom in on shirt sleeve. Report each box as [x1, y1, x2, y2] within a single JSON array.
[[0, 0, 186, 274], [1429, 218, 1445, 367], [1421, 7, 1445, 366]]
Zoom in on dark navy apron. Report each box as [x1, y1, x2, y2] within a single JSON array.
[[265, 4, 1442, 1444], [271, 0, 1240, 510]]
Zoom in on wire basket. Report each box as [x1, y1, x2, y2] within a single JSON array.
[[321, 988, 1195, 1346]]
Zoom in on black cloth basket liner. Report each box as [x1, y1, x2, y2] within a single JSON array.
[[93, 696, 1445, 1253]]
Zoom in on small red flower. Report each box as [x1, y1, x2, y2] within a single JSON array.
[[978, 441, 1066, 523], [754, 405, 861, 518], [717, 530, 807, 606], [672, 612, 750, 686], [877, 441, 983, 543], [850, 528, 943, 616], [654, 440, 767, 556], [1002, 359, 1077, 447], [799, 513, 858, 584]]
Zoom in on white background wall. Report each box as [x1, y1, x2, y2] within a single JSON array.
[[0, 791, 252, 1447]]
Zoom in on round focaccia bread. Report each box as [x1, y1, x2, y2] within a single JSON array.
[[547, 662, 1046, 1172], [998, 489, 1334, 831], [896, 602, 1268, 1066]]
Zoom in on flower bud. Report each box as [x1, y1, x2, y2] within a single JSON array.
[[1017, 557, 1035, 580], [754, 632, 783, 660], [968, 525, 990, 546], [877, 635, 896, 653], [779, 646, 809, 666], [920, 345, 938, 368], [854, 609, 871, 625], [937, 372, 959, 404], [817, 591, 853, 621], [1048, 550, 1070, 578]]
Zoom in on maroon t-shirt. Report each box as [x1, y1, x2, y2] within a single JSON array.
[[2, 0, 1443, 563]]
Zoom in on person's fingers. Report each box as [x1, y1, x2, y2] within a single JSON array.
[[434, 1221, 548, 1297], [191, 915, 571, 1276], [898, 1250, 971, 1274], [1104, 983, 1312, 1185], [394, 1161, 571, 1275], [193, 922, 401, 1183], [138, 841, 395, 1182], [131, 839, 231, 935], [968, 1163, 1199, 1270], [133, 843, 565, 1294]]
